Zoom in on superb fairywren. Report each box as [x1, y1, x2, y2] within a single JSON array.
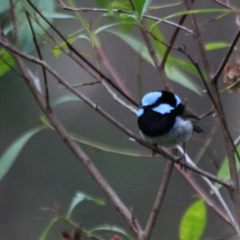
[[136, 90, 202, 147]]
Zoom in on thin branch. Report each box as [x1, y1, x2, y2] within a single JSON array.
[[212, 28, 240, 84], [161, 15, 187, 69], [143, 161, 174, 239], [9, 0, 20, 49], [178, 146, 240, 233], [26, 0, 137, 107], [184, 0, 213, 77], [25, 12, 50, 108], [175, 163, 235, 230], [213, 0, 235, 9], [0, 38, 231, 188], [94, 44, 134, 101], [57, 0, 193, 34], [140, 27, 172, 91], [6, 37, 143, 237], [184, 1, 240, 226]]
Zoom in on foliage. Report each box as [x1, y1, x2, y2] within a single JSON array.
[[1, 0, 240, 239]]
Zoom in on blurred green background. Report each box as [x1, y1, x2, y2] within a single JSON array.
[[1, 0, 240, 239]]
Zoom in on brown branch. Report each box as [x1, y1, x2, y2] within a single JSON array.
[[143, 161, 174, 239], [213, 0, 235, 9], [140, 27, 172, 91], [0, 37, 231, 188], [94, 44, 134, 101], [4, 37, 143, 238], [176, 164, 235, 230], [184, 0, 240, 229], [26, 0, 137, 107], [25, 12, 50, 108], [161, 15, 187, 69], [57, 0, 193, 34], [212, 28, 240, 84]]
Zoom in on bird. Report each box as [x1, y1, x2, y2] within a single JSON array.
[[136, 90, 202, 148]]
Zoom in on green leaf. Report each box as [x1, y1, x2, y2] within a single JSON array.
[[51, 94, 81, 107], [169, 56, 206, 79], [0, 49, 16, 76], [179, 200, 207, 240], [71, 133, 152, 157], [0, 126, 44, 182], [94, 0, 110, 8], [43, 13, 75, 19], [39, 94, 81, 128], [89, 225, 133, 240], [108, 2, 133, 12], [132, 0, 153, 20], [107, 30, 201, 94], [67, 191, 105, 216], [95, 23, 124, 34], [215, 144, 240, 189], [150, 9, 237, 30], [0, 0, 10, 14], [38, 218, 58, 240], [147, 19, 166, 57], [3, 0, 55, 52], [52, 37, 78, 58], [146, 19, 206, 79], [205, 41, 230, 51]]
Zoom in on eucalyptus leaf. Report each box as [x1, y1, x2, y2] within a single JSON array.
[[38, 218, 58, 240], [43, 13, 75, 19], [71, 133, 153, 157], [67, 191, 105, 216], [4, 0, 55, 52], [51, 94, 81, 107], [0, 49, 16, 76], [107, 30, 201, 94], [205, 41, 230, 51], [89, 225, 133, 240], [179, 200, 207, 240], [0, 126, 44, 182], [150, 9, 236, 30], [0, 0, 11, 14], [215, 144, 240, 189], [132, 0, 153, 20]]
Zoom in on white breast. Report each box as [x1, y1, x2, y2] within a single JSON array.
[[140, 117, 193, 147]]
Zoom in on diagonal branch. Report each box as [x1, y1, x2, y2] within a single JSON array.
[[212, 28, 240, 84], [5, 39, 143, 237], [143, 161, 174, 239], [0, 36, 231, 188]]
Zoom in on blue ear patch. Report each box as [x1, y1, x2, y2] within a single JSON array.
[[136, 108, 144, 116], [141, 92, 162, 106], [175, 95, 181, 106], [153, 104, 174, 114]]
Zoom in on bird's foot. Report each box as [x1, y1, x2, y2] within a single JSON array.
[[176, 157, 187, 171], [152, 143, 158, 156]]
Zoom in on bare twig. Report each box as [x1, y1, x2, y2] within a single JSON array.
[[25, 12, 50, 108], [161, 15, 187, 69], [0, 38, 231, 187], [175, 163, 235, 230], [184, 0, 240, 227], [5, 37, 143, 238], [178, 146, 239, 233], [57, 0, 193, 34], [140, 27, 172, 91], [212, 28, 240, 84], [27, 0, 137, 107], [143, 161, 174, 239]]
